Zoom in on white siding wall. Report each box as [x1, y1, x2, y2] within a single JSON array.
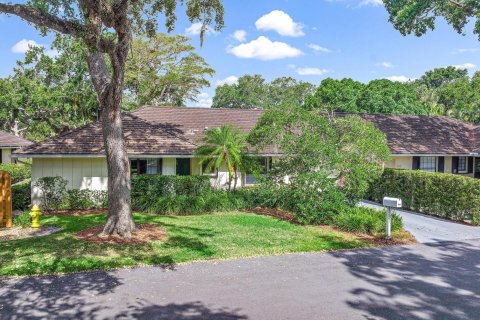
[[31, 158, 108, 205], [387, 156, 413, 170], [1, 148, 12, 164]]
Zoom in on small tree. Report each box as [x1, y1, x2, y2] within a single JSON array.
[[195, 125, 246, 190]]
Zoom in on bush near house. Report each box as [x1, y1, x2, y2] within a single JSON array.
[[0, 162, 31, 184], [368, 168, 480, 225], [334, 207, 402, 234], [12, 179, 31, 211]]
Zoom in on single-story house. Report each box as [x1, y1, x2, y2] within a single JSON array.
[[0, 130, 32, 165], [11, 107, 480, 204]]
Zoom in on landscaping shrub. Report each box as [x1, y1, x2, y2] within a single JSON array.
[[368, 168, 480, 225], [12, 179, 31, 210], [34, 176, 68, 212], [65, 189, 108, 210], [0, 162, 31, 184], [334, 207, 403, 234], [13, 211, 31, 228]]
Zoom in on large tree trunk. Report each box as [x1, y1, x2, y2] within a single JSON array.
[[100, 93, 135, 239]]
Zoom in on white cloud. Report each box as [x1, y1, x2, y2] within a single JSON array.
[[308, 44, 331, 54], [359, 0, 383, 6], [194, 92, 212, 108], [11, 39, 59, 57], [216, 75, 239, 86], [375, 61, 394, 68], [385, 75, 413, 83], [232, 30, 247, 42], [185, 22, 217, 36], [452, 48, 480, 55], [255, 10, 305, 37], [228, 36, 303, 60], [11, 39, 41, 53], [296, 67, 329, 76], [452, 62, 477, 69]]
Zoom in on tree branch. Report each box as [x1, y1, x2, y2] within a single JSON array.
[[0, 2, 82, 35]]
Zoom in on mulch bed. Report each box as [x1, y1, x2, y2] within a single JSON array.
[[75, 224, 166, 245], [44, 209, 107, 217], [248, 207, 299, 224]]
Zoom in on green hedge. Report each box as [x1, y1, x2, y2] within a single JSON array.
[[0, 163, 31, 184], [368, 168, 480, 225], [12, 179, 31, 211]]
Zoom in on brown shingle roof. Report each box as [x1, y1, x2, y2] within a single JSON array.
[[13, 107, 480, 156], [0, 130, 32, 148]]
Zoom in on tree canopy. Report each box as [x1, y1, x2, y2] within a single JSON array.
[[212, 75, 315, 109]]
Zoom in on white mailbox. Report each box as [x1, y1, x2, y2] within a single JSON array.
[[383, 197, 402, 208]]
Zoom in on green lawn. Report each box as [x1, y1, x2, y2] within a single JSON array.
[[0, 212, 369, 277]]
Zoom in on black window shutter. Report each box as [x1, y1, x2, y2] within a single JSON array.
[[412, 156, 420, 170], [438, 157, 445, 173], [468, 157, 474, 174], [452, 157, 459, 174]]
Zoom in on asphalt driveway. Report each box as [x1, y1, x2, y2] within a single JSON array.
[[1, 239, 480, 320], [359, 201, 480, 243]]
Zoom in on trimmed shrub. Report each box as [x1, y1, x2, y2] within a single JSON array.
[[368, 168, 480, 225], [65, 189, 108, 210], [12, 179, 31, 211], [334, 207, 403, 234], [13, 211, 31, 228], [0, 162, 31, 184]]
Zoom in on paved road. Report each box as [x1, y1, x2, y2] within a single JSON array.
[[2, 240, 480, 320], [360, 201, 480, 243]]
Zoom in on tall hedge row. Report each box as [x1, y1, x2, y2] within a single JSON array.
[[368, 168, 480, 225]]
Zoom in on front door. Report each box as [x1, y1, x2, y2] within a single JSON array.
[[176, 158, 191, 176]]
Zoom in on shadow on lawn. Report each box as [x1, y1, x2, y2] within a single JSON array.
[[331, 241, 480, 320], [0, 274, 247, 319]]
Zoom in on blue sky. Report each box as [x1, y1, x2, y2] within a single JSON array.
[[1, 0, 480, 107]]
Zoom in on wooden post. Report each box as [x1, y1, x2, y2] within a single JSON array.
[[0, 171, 12, 228]]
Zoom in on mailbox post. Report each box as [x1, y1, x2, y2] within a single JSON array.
[[382, 197, 402, 240]]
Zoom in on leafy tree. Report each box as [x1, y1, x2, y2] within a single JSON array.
[[0, 0, 225, 239], [249, 104, 391, 203], [417, 66, 469, 89], [384, 0, 480, 39], [195, 125, 246, 191], [304, 78, 364, 112], [124, 33, 215, 109], [213, 75, 267, 109], [0, 37, 97, 141], [356, 79, 429, 114], [212, 75, 314, 109]]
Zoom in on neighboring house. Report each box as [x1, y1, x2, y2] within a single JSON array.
[[0, 130, 32, 165], [11, 107, 480, 204]]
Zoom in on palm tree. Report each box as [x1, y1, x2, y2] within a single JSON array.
[[195, 125, 246, 190]]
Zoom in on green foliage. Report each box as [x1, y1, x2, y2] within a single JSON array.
[[383, 0, 480, 40], [195, 125, 247, 190], [304, 78, 364, 112], [418, 66, 469, 89], [0, 162, 31, 184], [334, 207, 403, 235], [12, 179, 31, 211], [34, 176, 68, 212], [368, 168, 480, 225], [212, 75, 315, 109], [65, 189, 108, 210], [124, 33, 215, 109], [13, 211, 31, 229], [249, 105, 390, 203]]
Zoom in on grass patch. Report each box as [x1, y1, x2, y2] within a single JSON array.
[[0, 212, 369, 277]]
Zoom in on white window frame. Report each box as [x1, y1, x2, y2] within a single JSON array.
[[419, 156, 437, 173]]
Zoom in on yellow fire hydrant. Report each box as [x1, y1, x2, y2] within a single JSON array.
[[30, 205, 42, 228]]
